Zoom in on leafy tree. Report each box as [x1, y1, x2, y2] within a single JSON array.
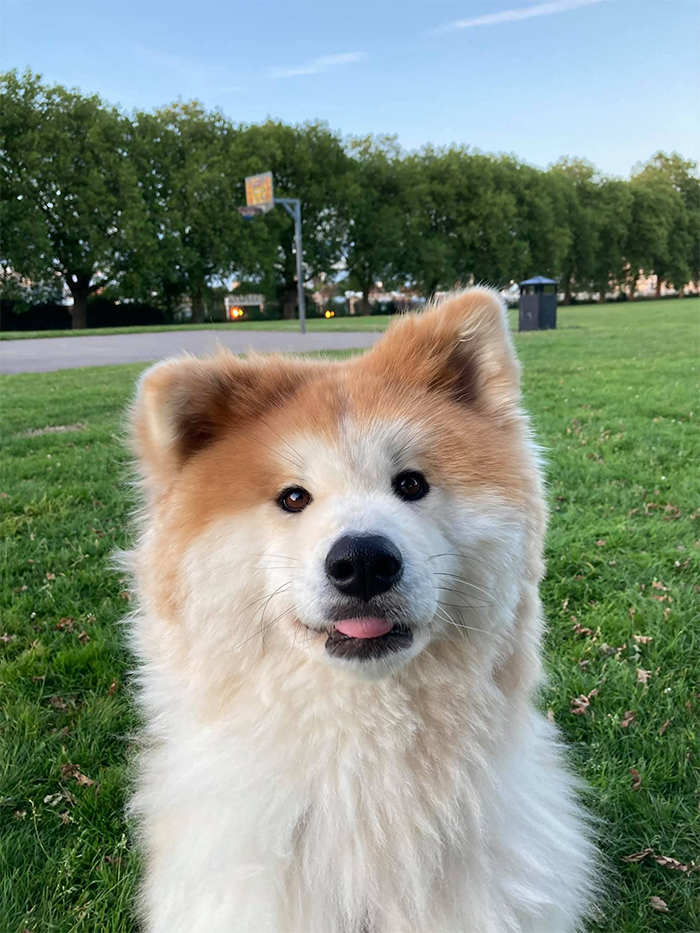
[[128, 102, 266, 322], [459, 154, 522, 287], [506, 159, 571, 283], [402, 148, 524, 296], [624, 177, 677, 298], [549, 159, 601, 302], [632, 152, 699, 294], [399, 151, 459, 297], [343, 136, 407, 314], [591, 178, 633, 300], [0, 70, 146, 327]]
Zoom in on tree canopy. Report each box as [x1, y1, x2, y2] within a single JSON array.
[[1, 70, 147, 326], [2, 69, 698, 327]]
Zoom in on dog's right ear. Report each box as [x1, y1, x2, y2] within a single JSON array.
[[132, 354, 308, 490]]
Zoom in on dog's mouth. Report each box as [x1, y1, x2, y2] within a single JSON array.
[[324, 616, 413, 661]]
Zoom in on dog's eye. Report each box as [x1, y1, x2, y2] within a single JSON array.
[[392, 470, 429, 502], [278, 486, 312, 513]]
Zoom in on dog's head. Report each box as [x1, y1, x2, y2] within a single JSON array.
[[132, 290, 544, 683]]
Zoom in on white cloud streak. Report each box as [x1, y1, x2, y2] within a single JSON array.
[[269, 52, 368, 79], [434, 0, 603, 34]]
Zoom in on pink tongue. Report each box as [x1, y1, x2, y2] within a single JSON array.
[[334, 617, 393, 639]]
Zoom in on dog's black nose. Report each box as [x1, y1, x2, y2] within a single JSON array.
[[325, 534, 403, 600]]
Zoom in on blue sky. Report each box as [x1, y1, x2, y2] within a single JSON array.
[[2, 0, 698, 177]]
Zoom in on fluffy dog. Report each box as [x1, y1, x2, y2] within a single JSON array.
[[127, 289, 598, 932]]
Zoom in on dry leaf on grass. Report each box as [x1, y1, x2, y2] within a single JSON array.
[[546, 709, 555, 723], [572, 622, 593, 637], [620, 710, 636, 728], [649, 896, 669, 913], [633, 634, 653, 645], [650, 854, 697, 872], [43, 789, 76, 808], [45, 572, 56, 581], [614, 643, 628, 661], [651, 579, 669, 591], [77, 630, 90, 645], [60, 763, 94, 786], [659, 719, 670, 736], [570, 687, 598, 716], [636, 668, 652, 685], [595, 539, 607, 547], [107, 680, 118, 697], [621, 848, 653, 862], [570, 696, 590, 715], [630, 768, 642, 791], [0, 633, 17, 644], [55, 617, 74, 631]]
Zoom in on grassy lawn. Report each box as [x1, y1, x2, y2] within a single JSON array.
[[0, 316, 394, 340], [1, 299, 698, 932]]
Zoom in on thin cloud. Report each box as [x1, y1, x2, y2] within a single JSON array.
[[433, 0, 603, 35], [269, 52, 368, 79]]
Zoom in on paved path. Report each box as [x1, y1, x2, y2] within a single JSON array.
[[0, 329, 383, 375]]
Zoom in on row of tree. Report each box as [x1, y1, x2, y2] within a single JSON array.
[[1, 69, 698, 328]]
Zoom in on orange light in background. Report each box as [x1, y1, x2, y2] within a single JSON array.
[[324, 309, 335, 318], [228, 307, 245, 320]]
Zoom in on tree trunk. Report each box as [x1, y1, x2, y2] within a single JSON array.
[[191, 281, 206, 324], [597, 283, 606, 304], [71, 291, 88, 329], [360, 286, 372, 316], [67, 276, 91, 329], [628, 274, 637, 301], [564, 278, 573, 305], [654, 275, 663, 299], [283, 285, 297, 320]]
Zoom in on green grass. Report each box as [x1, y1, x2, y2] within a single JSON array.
[[0, 316, 394, 339], [1, 298, 699, 932]]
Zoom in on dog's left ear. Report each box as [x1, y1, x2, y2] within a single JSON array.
[[367, 288, 521, 421]]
